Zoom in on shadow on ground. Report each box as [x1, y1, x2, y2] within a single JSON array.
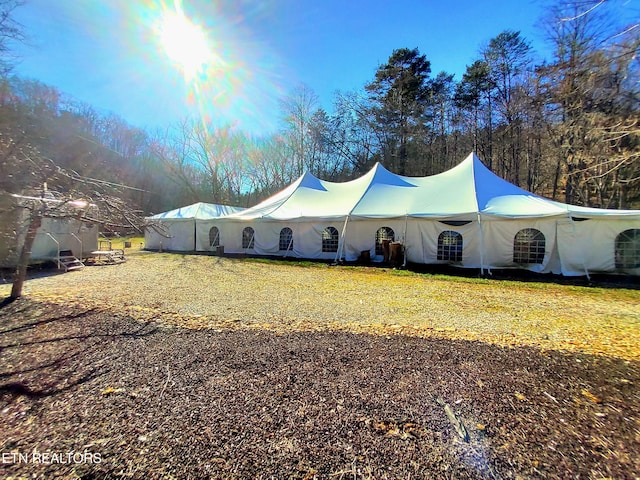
[[0, 298, 638, 479]]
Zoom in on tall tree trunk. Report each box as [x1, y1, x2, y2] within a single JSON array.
[[10, 212, 42, 300], [552, 155, 562, 201], [487, 94, 493, 170], [565, 162, 576, 205]]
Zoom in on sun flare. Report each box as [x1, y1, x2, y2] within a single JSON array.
[[156, 7, 211, 80]]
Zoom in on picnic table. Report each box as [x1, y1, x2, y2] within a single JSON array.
[[85, 240, 126, 265], [86, 249, 125, 264]]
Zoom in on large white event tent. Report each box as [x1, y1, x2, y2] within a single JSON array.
[[144, 202, 245, 252], [147, 153, 640, 276]]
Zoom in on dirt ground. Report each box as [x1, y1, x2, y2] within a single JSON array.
[[0, 253, 639, 479]]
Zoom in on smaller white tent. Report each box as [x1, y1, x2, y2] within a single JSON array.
[[144, 202, 245, 251]]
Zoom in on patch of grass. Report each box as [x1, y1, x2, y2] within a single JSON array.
[[242, 256, 333, 269], [99, 236, 145, 250]]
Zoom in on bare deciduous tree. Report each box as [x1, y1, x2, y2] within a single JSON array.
[[0, 0, 23, 75], [1, 123, 150, 300]]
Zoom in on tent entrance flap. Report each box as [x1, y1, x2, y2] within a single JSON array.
[[568, 213, 590, 279]]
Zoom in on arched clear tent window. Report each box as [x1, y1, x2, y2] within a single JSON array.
[[375, 227, 394, 256], [322, 226, 339, 253], [437, 231, 463, 262], [513, 228, 545, 264], [209, 226, 220, 247], [279, 227, 293, 251], [242, 227, 255, 249], [615, 229, 640, 268]]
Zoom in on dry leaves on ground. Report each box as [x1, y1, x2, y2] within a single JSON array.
[[0, 253, 639, 479]]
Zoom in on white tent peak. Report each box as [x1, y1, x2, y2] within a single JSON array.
[[365, 162, 418, 188], [297, 171, 328, 191], [463, 153, 562, 217], [149, 202, 245, 220]]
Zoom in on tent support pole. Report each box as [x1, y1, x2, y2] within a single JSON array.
[[335, 216, 350, 263], [283, 233, 293, 258], [402, 214, 409, 267], [477, 213, 485, 276], [246, 231, 255, 253], [568, 213, 590, 280]]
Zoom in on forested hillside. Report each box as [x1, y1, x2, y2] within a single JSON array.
[[1, 0, 638, 218]]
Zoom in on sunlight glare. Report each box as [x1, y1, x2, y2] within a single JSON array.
[[156, 6, 211, 80], [128, 0, 285, 133]]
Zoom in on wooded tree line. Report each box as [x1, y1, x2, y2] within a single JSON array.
[[1, 0, 639, 220]]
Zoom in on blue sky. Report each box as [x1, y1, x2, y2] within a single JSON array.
[[9, 0, 635, 135]]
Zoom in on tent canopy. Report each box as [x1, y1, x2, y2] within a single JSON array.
[[224, 153, 640, 221], [145, 153, 640, 276], [144, 202, 245, 252], [149, 202, 245, 220]]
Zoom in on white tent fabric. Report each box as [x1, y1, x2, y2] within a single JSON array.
[[152, 154, 640, 276], [144, 202, 245, 251], [148, 202, 245, 220]]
